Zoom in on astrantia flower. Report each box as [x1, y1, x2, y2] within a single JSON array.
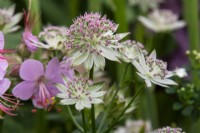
[[138, 9, 186, 32], [114, 119, 151, 133], [33, 26, 68, 50], [133, 50, 177, 87], [56, 77, 106, 111], [22, 11, 38, 52], [12, 58, 63, 109], [66, 13, 129, 70], [119, 40, 147, 62], [173, 68, 187, 78], [129, 0, 163, 11], [0, 5, 22, 34], [157, 126, 185, 133]]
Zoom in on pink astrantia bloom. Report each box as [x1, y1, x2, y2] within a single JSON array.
[[22, 11, 38, 52], [66, 13, 129, 70], [12, 58, 63, 109], [0, 32, 19, 118]]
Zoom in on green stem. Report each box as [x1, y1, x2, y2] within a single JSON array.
[[66, 106, 84, 132], [89, 67, 96, 133], [104, 82, 145, 133], [97, 64, 130, 133], [82, 110, 87, 133], [183, 0, 200, 87], [34, 110, 47, 133]]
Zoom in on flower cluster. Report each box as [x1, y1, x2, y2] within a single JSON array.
[[0, 5, 22, 34], [35, 26, 68, 50], [119, 40, 147, 62], [157, 126, 185, 133], [114, 119, 151, 133], [139, 9, 186, 32], [56, 77, 106, 111], [66, 13, 129, 70], [133, 50, 177, 87]]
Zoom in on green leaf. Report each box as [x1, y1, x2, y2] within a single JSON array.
[[173, 102, 183, 110]]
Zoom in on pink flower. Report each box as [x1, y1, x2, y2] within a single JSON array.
[[0, 32, 19, 117], [22, 11, 38, 52], [12, 58, 63, 109], [60, 57, 74, 80]]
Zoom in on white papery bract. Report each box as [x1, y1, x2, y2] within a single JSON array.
[[66, 13, 129, 71], [138, 9, 186, 33], [119, 40, 147, 63], [33, 26, 68, 50], [173, 68, 188, 78], [132, 50, 177, 88], [0, 5, 22, 34], [56, 77, 106, 111]]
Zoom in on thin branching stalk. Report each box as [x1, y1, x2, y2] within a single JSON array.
[[82, 110, 87, 133]]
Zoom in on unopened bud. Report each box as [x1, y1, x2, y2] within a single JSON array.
[[9, 64, 21, 77], [17, 43, 31, 58]]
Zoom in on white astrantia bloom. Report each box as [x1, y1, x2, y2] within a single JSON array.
[[32, 26, 68, 50], [66, 13, 129, 71], [114, 119, 151, 133], [119, 40, 147, 63], [0, 5, 22, 34], [138, 9, 186, 33], [132, 50, 177, 87], [56, 77, 106, 111], [173, 68, 187, 78], [129, 0, 163, 11]]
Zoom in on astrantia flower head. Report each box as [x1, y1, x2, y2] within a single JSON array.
[[119, 40, 147, 62], [56, 77, 106, 111], [114, 119, 151, 133], [133, 50, 177, 87], [138, 9, 186, 32], [33, 26, 68, 50], [0, 5, 22, 34], [13, 58, 64, 109], [66, 12, 129, 70], [129, 0, 163, 11], [157, 126, 185, 133]]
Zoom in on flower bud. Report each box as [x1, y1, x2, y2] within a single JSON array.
[[17, 43, 31, 58]]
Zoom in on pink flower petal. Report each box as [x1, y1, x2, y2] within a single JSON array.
[[0, 78, 11, 96], [20, 59, 44, 81], [45, 57, 62, 82], [12, 81, 37, 100], [23, 31, 38, 52], [0, 32, 4, 50]]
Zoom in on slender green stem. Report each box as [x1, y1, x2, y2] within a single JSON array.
[[66, 106, 84, 132], [34, 110, 47, 133], [97, 64, 130, 133], [89, 67, 96, 133], [82, 110, 87, 133], [104, 82, 145, 133]]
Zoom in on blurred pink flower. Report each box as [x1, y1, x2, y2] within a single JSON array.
[[0, 32, 19, 117], [13, 58, 63, 109], [22, 11, 38, 52]]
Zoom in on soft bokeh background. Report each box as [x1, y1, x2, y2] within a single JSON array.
[[0, 0, 199, 133]]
